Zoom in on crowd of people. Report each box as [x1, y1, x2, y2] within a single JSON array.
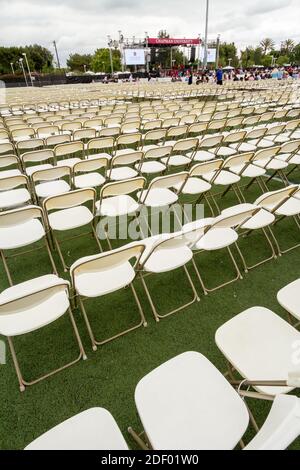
[[170, 66, 300, 85]]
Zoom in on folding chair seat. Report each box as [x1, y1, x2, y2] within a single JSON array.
[[136, 146, 171, 175], [275, 141, 300, 179], [252, 147, 288, 185], [277, 279, 300, 325], [192, 135, 224, 162], [44, 188, 101, 270], [108, 151, 142, 181], [54, 141, 84, 169], [0, 205, 57, 285], [0, 175, 31, 210], [73, 157, 108, 189], [129, 351, 300, 450], [32, 166, 71, 201], [161, 138, 198, 168], [25, 408, 128, 450], [71, 244, 147, 348], [215, 307, 300, 398], [0, 274, 85, 391]]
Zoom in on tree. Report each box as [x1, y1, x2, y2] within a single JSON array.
[[91, 48, 121, 73], [218, 43, 239, 67], [153, 30, 185, 69], [292, 43, 300, 65], [67, 53, 92, 72], [277, 55, 290, 66], [281, 39, 295, 56], [0, 45, 53, 74], [260, 38, 275, 55]]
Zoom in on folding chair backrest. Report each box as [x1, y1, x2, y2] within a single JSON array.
[[71, 244, 145, 281], [0, 205, 43, 228], [144, 129, 166, 142], [223, 131, 246, 144], [265, 124, 285, 136], [54, 141, 84, 158], [73, 128, 97, 141], [252, 147, 280, 163], [200, 135, 223, 148], [100, 177, 146, 198], [32, 166, 71, 183], [172, 138, 198, 153], [111, 151, 143, 167], [45, 134, 71, 147], [246, 128, 267, 140], [212, 207, 259, 229], [0, 279, 70, 316], [190, 159, 223, 177], [44, 188, 96, 211], [0, 143, 14, 155], [280, 140, 300, 154], [224, 152, 254, 170], [0, 155, 19, 170], [22, 149, 55, 165], [0, 174, 28, 191], [73, 157, 108, 174], [149, 172, 188, 190], [255, 185, 298, 209], [188, 122, 207, 135], [144, 146, 173, 160], [87, 137, 114, 154]]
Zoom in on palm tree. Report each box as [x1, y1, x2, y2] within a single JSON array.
[[260, 38, 275, 55], [281, 39, 295, 54]]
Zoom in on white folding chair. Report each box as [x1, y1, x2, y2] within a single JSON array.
[[0, 275, 86, 391], [71, 244, 147, 348], [73, 157, 108, 190], [137, 230, 200, 321], [277, 279, 300, 327], [107, 151, 143, 181], [43, 188, 102, 271], [32, 166, 71, 201]]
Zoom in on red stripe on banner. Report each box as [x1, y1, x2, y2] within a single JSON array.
[[148, 38, 201, 46]]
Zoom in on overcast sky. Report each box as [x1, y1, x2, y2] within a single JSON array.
[[1, 0, 299, 64]]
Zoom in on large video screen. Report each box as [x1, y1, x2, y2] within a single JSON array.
[[124, 49, 145, 65]]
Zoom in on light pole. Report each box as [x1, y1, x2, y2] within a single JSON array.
[[83, 64, 87, 74], [119, 30, 125, 72], [203, 0, 210, 69], [10, 62, 15, 75], [53, 40, 61, 70], [19, 58, 28, 87], [22, 52, 33, 86], [107, 35, 114, 75]]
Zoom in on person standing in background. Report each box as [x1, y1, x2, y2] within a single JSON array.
[[216, 66, 223, 85]]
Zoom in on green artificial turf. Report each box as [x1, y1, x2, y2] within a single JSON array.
[[0, 171, 300, 450]]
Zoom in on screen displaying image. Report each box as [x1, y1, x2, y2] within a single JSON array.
[[124, 49, 145, 65]]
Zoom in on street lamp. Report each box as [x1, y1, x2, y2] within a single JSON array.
[[107, 35, 114, 75], [22, 52, 34, 86], [10, 62, 15, 75], [19, 58, 28, 87]]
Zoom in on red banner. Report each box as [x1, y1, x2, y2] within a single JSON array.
[[148, 38, 201, 46]]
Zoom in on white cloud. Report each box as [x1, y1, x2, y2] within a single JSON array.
[[0, 0, 299, 64]]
